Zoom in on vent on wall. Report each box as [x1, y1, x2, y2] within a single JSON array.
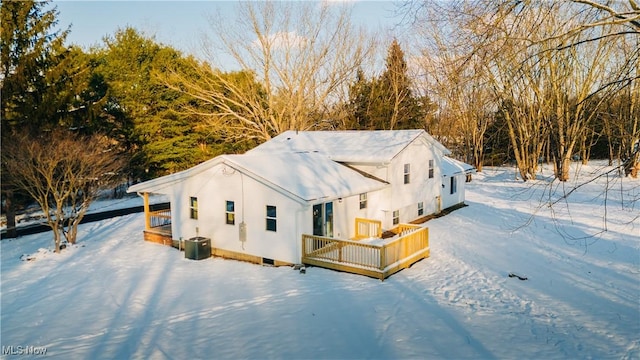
[[262, 258, 275, 266]]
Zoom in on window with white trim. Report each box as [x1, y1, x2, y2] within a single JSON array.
[[392, 210, 400, 225], [404, 163, 411, 184], [189, 197, 198, 219], [428, 159, 434, 179], [450, 176, 457, 194], [359, 193, 367, 209], [266, 205, 277, 232], [418, 202, 424, 216], [226, 201, 235, 225]]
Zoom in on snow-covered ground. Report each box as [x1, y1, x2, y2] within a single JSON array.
[[1, 162, 638, 359]]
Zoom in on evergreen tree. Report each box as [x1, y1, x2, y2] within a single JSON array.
[[347, 68, 374, 129], [1, 0, 70, 132], [97, 28, 233, 179], [378, 39, 424, 130], [347, 40, 427, 130], [1, 0, 70, 237]]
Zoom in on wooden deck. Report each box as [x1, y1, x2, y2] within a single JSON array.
[[302, 224, 429, 280], [143, 208, 173, 245], [141, 203, 430, 278], [351, 218, 382, 240]]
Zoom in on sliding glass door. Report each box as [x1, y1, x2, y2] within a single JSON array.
[[312, 202, 333, 237]]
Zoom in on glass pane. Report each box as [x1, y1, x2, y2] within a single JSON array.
[[226, 213, 235, 225], [266, 218, 277, 231], [313, 204, 323, 236], [266, 205, 276, 218], [226, 201, 234, 212], [325, 202, 333, 237]]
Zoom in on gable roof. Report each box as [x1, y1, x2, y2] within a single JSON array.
[[248, 130, 450, 163], [128, 152, 388, 204], [226, 152, 388, 202], [441, 156, 476, 176]]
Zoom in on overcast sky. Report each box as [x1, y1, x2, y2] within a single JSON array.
[[53, 0, 407, 69]]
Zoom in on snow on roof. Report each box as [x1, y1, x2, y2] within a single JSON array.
[[128, 152, 388, 203], [442, 156, 476, 176], [128, 156, 225, 195], [223, 152, 388, 202], [249, 130, 450, 163]]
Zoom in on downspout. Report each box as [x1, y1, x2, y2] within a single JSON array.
[[296, 204, 310, 264]]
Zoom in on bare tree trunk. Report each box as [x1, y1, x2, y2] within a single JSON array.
[[4, 192, 17, 239], [2, 131, 124, 251]]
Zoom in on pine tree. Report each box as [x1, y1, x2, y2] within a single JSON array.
[[1, 0, 70, 133], [347, 40, 427, 130], [1, 0, 70, 237], [378, 39, 424, 130], [98, 28, 233, 179], [348, 68, 374, 129]]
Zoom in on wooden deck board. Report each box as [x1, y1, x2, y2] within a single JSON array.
[[302, 226, 429, 281]]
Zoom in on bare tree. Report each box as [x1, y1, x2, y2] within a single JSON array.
[[2, 131, 124, 252], [414, 18, 494, 171], [160, 1, 376, 143], [409, 0, 637, 181], [568, 0, 640, 33]]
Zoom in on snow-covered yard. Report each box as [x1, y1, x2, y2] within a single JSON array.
[[1, 162, 638, 359]]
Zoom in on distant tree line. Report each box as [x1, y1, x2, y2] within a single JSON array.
[[1, 0, 638, 249], [406, 0, 639, 180]]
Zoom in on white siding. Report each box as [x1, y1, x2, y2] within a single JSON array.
[[441, 173, 466, 209], [326, 188, 387, 239], [169, 163, 307, 264], [350, 139, 444, 228], [131, 130, 467, 263]]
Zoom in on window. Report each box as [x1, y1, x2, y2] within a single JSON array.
[[418, 202, 424, 216], [429, 160, 434, 179], [359, 193, 367, 209], [189, 197, 198, 219], [226, 201, 235, 225], [392, 210, 400, 225], [404, 163, 411, 184], [450, 176, 457, 194], [266, 205, 277, 232]]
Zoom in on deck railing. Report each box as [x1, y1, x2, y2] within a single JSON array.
[[149, 209, 171, 229], [302, 224, 429, 280], [353, 218, 382, 240], [382, 225, 427, 267]]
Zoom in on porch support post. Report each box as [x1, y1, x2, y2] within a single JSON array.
[[143, 192, 151, 230]]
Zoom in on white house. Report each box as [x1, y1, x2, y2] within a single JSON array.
[[441, 157, 475, 210], [127, 130, 474, 269]]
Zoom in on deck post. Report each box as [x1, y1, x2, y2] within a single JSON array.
[[301, 235, 307, 260], [143, 192, 151, 230]]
